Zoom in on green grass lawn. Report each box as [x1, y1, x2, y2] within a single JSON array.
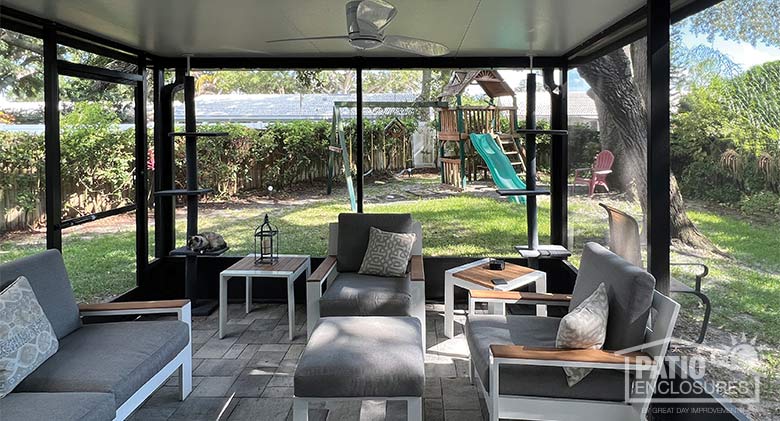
[[1, 177, 778, 348]]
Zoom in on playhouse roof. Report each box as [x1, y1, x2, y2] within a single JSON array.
[[438, 70, 514, 100]]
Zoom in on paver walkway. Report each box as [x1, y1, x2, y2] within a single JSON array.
[[133, 303, 488, 420]]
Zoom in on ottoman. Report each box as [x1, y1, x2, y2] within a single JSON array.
[[293, 316, 424, 421]]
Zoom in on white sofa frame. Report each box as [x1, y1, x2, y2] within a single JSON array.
[[305, 221, 426, 349], [78, 300, 193, 421], [467, 290, 680, 421]]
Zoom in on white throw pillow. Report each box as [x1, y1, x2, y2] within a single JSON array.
[[358, 227, 416, 277], [556, 282, 609, 386], [0, 276, 59, 397]]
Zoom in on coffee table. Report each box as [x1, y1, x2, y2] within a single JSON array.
[[444, 258, 546, 338], [219, 254, 310, 340]]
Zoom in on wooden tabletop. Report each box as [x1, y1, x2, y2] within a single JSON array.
[[452, 261, 538, 289], [223, 255, 308, 275]]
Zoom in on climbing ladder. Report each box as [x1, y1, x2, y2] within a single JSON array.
[[496, 132, 525, 174]]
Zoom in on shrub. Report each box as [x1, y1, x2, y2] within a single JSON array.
[[679, 159, 742, 204], [739, 191, 780, 217], [568, 123, 602, 171]]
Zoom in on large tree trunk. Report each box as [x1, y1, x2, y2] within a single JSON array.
[[578, 48, 648, 207], [578, 43, 719, 252]]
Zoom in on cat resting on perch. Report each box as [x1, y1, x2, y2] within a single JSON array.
[[187, 232, 227, 252]]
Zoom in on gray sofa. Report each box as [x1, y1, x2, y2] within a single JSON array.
[[0, 250, 193, 421]]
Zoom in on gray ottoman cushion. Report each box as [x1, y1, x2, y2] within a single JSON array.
[[572, 242, 656, 351], [466, 314, 628, 402], [0, 392, 115, 421], [295, 317, 424, 398], [337, 213, 413, 272], [319, 273, 412, 317], [15, 320, 189, 407], [0, 250, 81, 339]]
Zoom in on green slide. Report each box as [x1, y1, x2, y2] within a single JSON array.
[[469, 133, 526, 204]]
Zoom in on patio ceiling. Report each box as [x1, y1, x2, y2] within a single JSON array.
[[4, 0, 659, 58]]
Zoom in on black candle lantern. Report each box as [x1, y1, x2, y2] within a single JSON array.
[[254, 214, 279, 265]]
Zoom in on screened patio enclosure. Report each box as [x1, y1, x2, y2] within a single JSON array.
[[0, 0, 739, 417]]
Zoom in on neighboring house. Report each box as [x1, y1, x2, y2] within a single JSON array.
[[515, 91, 599, 129], [0, 91, 598, 132]]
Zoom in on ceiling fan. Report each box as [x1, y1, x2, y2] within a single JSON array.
[[267, 0, 449, 57]]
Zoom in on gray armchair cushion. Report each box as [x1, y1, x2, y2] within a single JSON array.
[[15, 320, 189, 407], [295, 316, 424, 398], [0, 392, 115, 421], [319, 272, 412, 317], [571, 242, 655, 351], [0, 250, 81, 339], [466, 314, 628, 402], [336, 213, 413, 272]]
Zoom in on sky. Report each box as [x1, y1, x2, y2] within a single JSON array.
[[495, 27, 780, 95]]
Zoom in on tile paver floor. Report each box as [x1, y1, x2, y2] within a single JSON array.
[[133, 303, 488, 421]]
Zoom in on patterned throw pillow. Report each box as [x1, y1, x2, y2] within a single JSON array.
[[556, 282, 609, 387], [358, 227, 416, 277], [0, 276, 59, 397]]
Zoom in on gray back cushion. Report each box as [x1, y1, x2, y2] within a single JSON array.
[[0, 250, 81, 339], [571, 242, 655, 351], [336, 213, 413, 272]]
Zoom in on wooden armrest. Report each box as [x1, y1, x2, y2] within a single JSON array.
[[79, 300, 189, 312], [308, 255, 337, 283], [469, 290, 571, 305], [410, 255, 424, 282], [490, 345, 650, 367]]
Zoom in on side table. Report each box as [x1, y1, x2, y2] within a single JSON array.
[[444, 258, 546, 338], [219, 254, 311, 340]]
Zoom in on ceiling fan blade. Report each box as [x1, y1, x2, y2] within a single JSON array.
[[219, 47, 270, 55], [267, 35, 349, 43], [383, 35, 449, 57], [356, 0, 397, 32]]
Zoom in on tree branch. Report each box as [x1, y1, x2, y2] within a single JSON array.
[[0, 30, 43, 55]]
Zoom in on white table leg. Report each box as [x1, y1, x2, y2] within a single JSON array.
[[246, 276, 252, 314], [219, 274, 227, 339], [536, 275, 548, 317], [444, 275, 454, 338], [287, 274, 295, 341]]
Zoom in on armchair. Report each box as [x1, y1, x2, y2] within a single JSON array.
[[465, 242, 680, 421], [599, 203, 711, 343], [573, 150, 614, 197], [306, 213, 426, 348]]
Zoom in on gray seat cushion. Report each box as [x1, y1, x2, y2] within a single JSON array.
[[0, 392, 115, 421], [572, 242, 655, 351], [295, 316, 424, 398], [0, 250, 81, 339], [319, 272, 412, 317], [337, 213, 413, 272], [15, 320, 189, 407], [466, 314, 628, 402]]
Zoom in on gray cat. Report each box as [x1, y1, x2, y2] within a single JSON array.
[[187, 232, 227, 251]]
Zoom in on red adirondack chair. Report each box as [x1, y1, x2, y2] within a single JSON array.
[[574, 150, 614, 197]]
